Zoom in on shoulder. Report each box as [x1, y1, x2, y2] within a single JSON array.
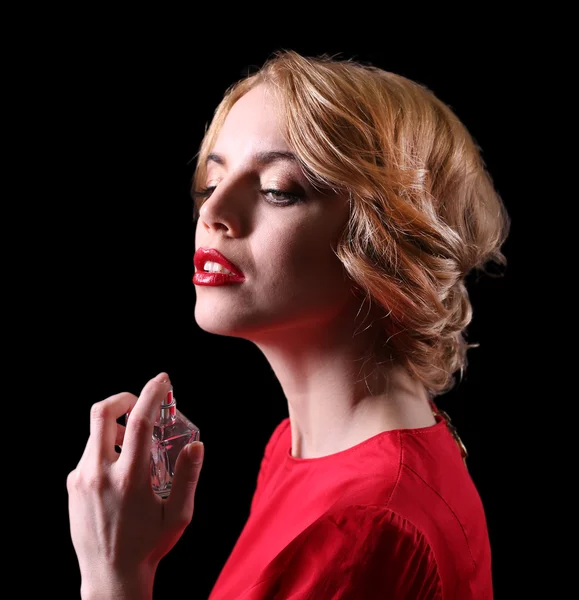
[[258, 504, 441, 599], [299, 504, 441, 576], [314, 504, 439, 564]]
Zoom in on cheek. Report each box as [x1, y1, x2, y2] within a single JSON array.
[[262, 227, 348, 295], [194, 218, 203, 244]]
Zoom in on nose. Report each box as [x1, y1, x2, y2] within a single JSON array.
[[197, 178, 246, 237]]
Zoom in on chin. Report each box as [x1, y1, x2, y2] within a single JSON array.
[[194, 305, 251, 338]]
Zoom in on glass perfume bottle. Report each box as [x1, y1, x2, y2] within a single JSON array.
[[126, 387, 200, 499]]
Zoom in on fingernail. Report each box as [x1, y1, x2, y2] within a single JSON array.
[[154, 372, 170, 383]]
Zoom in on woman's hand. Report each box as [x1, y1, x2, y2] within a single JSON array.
[[67, 372, 205, 599]]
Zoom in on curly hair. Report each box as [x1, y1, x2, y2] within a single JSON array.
[[192, 50, 510, 397]]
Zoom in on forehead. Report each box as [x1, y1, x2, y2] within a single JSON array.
[[212, 84, 290, 160]]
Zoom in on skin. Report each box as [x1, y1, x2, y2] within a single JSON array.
[[194, 89, 353, 340], [194, 84, 436, 460], [67, 82, 436, 600], [67, 373, 204, 599]]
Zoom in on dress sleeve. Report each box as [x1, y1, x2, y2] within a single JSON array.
[[244, 505, 442, 600]]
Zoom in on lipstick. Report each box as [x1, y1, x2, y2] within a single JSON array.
[[193, 247, 245, 286]]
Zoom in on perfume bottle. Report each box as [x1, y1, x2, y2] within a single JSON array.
[[126, 387, 200, 498]]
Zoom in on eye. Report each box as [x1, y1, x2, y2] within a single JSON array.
[[192, 185, 305, 209], [193, 186, 216, 201], [192, 186, 216, 210], [261, 188, 305, 207]]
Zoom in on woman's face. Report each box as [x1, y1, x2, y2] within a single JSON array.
[[193, 84, 355, 341]]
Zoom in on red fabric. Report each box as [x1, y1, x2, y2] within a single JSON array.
[[208, 409, 493, 599]]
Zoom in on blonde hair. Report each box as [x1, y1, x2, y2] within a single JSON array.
[[193, 50, 510, 397]]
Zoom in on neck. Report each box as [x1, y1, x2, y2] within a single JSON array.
[[251, 301, 435, 459]]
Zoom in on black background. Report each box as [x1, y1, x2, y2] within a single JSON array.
[[22, 24, 548, 600]]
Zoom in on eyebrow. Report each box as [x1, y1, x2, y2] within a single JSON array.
[[206, 151, 298, 167]]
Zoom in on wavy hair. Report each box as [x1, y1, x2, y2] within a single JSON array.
[[192, 50, 510, 397]]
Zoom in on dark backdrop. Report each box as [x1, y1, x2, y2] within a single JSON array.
[[27, 31, 539, 599]]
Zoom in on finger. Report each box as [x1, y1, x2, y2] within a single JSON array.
[[115, 422, 126, 448], [87, 392, 139, 463], [119, 372, 172, 471], [166, 441, 204, 525]]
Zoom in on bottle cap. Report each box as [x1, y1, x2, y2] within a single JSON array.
[[162, 388, 176, 408], [160, 387, 177, 420]]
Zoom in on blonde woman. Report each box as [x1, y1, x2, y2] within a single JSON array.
[[67, 50, 509, 599]]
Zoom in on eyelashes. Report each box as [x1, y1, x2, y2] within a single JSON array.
[[192, 186, 215, 206], [193, 185, 305, 208], [261, 188, 305, 206]]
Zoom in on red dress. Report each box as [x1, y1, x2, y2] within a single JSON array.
[[208, 407, 493, 599]]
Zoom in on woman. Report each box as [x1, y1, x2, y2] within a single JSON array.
[[67, 50, 510, 598]]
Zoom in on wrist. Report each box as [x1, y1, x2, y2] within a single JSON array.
[[80, 564, 156, 600], [81, 579, 154, 600]]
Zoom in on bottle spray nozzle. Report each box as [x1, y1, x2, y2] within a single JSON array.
[[159, 387, 176, 420], [163, 387, 175, 408]]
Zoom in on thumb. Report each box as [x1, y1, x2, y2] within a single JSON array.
[[167, 441, 204, 524]]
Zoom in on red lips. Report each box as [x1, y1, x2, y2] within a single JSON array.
[[193, 248, 245, 286]]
